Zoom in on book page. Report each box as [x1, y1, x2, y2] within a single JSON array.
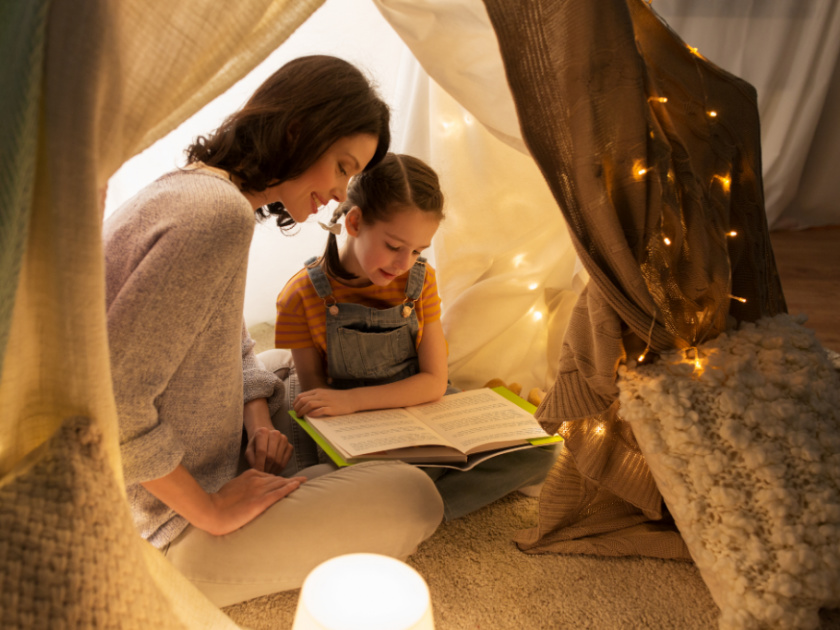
[[407, 389, 549, 453], [305, 407, 455, 457]]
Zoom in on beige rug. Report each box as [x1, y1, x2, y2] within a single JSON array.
[[223, 489, 840, 629], [222, 492, 716, 629]]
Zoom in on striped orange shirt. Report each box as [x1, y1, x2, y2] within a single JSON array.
[[275, 263, 442, 360]]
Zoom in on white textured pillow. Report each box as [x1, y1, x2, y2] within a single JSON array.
[[618, 314, 840, 630]]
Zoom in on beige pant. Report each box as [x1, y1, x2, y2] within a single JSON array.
[[164, 460, 443, 607]]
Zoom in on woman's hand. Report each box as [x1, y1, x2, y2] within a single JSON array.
[[246, 426, 294, 474], [142, 465, 306, 537], [294, 388, 358, 418], [202, 469, 306, 536]]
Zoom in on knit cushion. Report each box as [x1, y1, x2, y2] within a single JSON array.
[[0, 415, 187, 629], [618, 314, 840, 630]]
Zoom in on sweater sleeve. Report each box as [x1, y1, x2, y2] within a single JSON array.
[[242, 322, 281, 404], [105, 175, 254, 486]]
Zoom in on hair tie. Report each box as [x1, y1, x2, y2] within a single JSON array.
[[318, 221, 342, 236]]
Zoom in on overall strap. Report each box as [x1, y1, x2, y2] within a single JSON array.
[[404, 257, 427, 301], [304, 257, 333, 299]]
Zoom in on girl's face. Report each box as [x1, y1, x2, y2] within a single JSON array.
[[264, 133, 378, 223], [342, 206, 441, 287]]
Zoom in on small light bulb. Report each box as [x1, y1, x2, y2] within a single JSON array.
[[685, 347, 704, 373], [729, 294, 747, 303], [726, 230, 737, 237], [532, 311, 543, 322], [663, 237, 672, 246], [707, 110, 718, 118], [649, 96, 668, 103], [637, 353, 646, 362], [636, 167, 648, 177], [594, 424, 605, 435], [688, 45, 700, 56], [528, 282, 539, 291]]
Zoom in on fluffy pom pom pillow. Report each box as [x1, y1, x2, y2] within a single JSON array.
[[618, 314, 840, 630]]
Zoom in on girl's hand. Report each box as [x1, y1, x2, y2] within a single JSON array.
[[245, 426, 294, 475], [294, 388, 357, 418], [203, 469, 306, 536]]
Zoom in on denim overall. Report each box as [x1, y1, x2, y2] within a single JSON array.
[[305, 256, 426, 389], [303, 257, 556, 520]]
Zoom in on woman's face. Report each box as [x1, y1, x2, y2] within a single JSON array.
[[266, 133, 379, 223]]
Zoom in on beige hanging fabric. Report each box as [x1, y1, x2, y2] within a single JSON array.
[[0, 0, 323, 626], [481, 0, 786, 557]]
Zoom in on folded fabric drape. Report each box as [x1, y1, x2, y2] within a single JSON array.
[[0, 0, 323, 626], [482, 0, 786, 557]]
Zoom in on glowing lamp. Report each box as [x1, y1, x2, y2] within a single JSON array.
[[292, 554, 435, 630]]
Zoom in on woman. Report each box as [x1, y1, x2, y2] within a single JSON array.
[[104, 55, 443, 607]]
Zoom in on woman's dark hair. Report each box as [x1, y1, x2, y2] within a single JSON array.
[[320, 153, 445, 280], [185, 55, 390, 229]]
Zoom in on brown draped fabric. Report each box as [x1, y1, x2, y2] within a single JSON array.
[[482, 0, 786, 557]]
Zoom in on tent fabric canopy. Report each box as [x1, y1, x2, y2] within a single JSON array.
[[0, 0, 325, 625], [0, 0, 837, 625], [480, 0, 787, 557]]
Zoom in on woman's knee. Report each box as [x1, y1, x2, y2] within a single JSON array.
[[355, 461, 443, 521]]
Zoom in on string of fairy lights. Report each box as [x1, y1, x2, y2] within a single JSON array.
[[560, 36, 749, 438], [631, 39, 747, 381]]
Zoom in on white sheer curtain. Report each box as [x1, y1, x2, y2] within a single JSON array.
[[376, 2, 578, 392], [104, 0, 411, 330], [105, 0, 582, 394], [106, 0, 840, 396], [373, 0, 840, 391], [651, 0, 840, 229]]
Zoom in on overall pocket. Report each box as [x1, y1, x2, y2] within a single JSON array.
[[335, 325, 417, 380]]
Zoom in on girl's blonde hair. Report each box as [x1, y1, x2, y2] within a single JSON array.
[[320, 153, 445, 280]]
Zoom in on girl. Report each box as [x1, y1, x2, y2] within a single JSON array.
[[275, 153, 555, 520], [104, 56, 442, 608]]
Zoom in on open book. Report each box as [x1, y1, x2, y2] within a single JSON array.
[[290, 387, 562, 470]]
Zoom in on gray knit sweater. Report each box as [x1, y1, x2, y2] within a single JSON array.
[[104, 169, 280, 547]]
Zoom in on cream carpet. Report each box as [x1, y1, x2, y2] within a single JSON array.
[[230, 324, 840, 629]]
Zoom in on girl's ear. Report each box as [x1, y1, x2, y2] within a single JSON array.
[[345, 207, 363, 237]]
